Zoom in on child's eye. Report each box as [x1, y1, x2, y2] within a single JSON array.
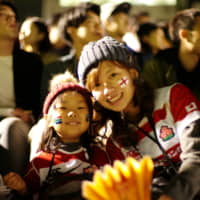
[[95, 83, 100, 87], [78, 106, 87, 110], [56, 106, 66, 110]]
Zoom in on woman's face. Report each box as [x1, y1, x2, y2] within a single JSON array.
[[90, 60, 137, 112], [49, 91, 90, 143]]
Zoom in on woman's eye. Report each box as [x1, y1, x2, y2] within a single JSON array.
[[110, 73, 118, 78]]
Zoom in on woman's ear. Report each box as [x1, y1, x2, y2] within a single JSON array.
[[179, 29, 192, 42], [129, 68, 139, 79]]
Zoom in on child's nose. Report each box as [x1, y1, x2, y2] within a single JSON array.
[[67, 111, 76, 118]]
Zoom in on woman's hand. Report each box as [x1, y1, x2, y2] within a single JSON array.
[[3, 172, 27, 195]]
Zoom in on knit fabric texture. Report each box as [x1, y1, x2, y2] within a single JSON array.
[[77, 36, 138, 85], [43, 83, 93, 119]]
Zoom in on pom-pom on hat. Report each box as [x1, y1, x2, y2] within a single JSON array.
[[43, 83, 93, 120], [77, 36, 139, 85]]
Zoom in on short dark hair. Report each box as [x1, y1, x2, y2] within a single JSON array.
[[0, 0, 18, 20], [169, 8, 200, 46], [137, 22, 159, 53], [110, 2, 131, 16], [23, 17, 52, 53], [46, 12, 63, 26], [58, 2, 100, 42]]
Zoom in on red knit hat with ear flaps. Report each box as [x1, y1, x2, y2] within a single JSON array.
[[43, 83, 93, 120]]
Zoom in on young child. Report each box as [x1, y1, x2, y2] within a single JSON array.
[[28, 71, 78, 160], [77, 36, 200, 200], [24, 79, 108, 199]]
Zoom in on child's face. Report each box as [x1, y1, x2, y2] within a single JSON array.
[[90, 60, 137, 112], [50, 91, 90, 143]]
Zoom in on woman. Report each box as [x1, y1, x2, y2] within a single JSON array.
[[77, 36, 200, 200]]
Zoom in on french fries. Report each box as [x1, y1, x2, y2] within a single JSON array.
[[82, 156, 154, 200]]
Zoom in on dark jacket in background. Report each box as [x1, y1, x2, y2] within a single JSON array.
[[13, 49, 43, 120], [141, 47, 200, 101]]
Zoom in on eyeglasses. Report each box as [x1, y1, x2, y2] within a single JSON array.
[[0, 12, 16, 22]]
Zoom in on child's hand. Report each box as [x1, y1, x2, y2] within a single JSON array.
[[158, 195, 174, 200], [84, 165, 98, 173], [3, 172, 27, 195]]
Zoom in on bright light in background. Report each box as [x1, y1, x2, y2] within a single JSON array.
[[59, 0, 176, 7], [132, 0, 176, 5]]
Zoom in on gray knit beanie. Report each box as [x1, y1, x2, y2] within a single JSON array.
[[77, 36, 139, 85]]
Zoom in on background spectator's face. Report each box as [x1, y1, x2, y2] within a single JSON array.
[[19, 20, 44, 48], [188, 16, 200, 55], [106, 13, 129, 37], [0, 5, 18, 40], [143, 28, 169, 52], [74, 11, 104, 44]]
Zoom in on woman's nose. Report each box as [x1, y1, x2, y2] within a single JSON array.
[[103, 87, 115, 96]]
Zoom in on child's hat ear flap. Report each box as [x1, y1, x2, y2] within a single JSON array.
[[44, 114, 48, 120], [44, 112, 54, 127]]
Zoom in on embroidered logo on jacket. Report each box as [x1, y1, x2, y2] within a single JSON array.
[[159, 126, 174, 141], [185, 102, 197, 113]]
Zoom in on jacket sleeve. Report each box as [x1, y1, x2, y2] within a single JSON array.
[[14, 50, 43, 120], [163, 120, 200, 200]]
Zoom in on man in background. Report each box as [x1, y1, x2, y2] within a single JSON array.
[[41, 2, 104, 103], [0, 0, 43, 175]]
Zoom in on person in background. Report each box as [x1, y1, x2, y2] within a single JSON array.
[[24, 76, 109, 199], [122, 13, 141, 53], [104, 2, 131, 42], [46, 12, 71, 58], [0, 145, 27, 200], [0, 0, 43, 176], [19, 16, 58, 65], [142, 8, 200, 101], [77, 36, 200, 200], [135, 11, 151, 25], [40, 2, 104, 105], [137, 22, 172, 67]]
